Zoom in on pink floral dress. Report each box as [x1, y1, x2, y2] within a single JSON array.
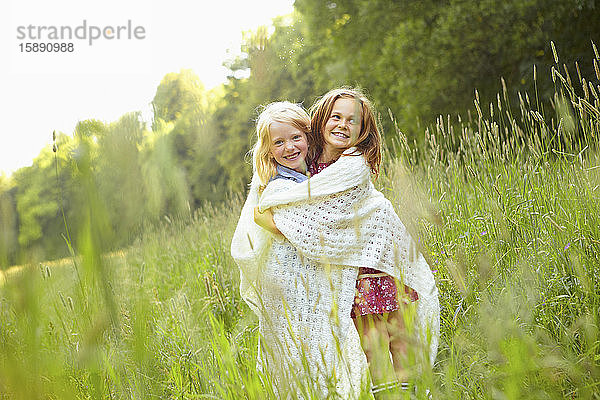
[[309, 158, 419, 318]]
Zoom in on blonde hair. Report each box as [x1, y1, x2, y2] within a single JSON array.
[[252, 101, 311, 185], [309, 87, 382, 177]]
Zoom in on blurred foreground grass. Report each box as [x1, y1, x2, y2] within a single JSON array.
[[1, 54, 599, 398]]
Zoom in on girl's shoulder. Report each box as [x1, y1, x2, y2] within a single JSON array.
[[261, 177, 298, 198]]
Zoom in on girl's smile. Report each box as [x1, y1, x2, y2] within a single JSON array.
[[331, 131, 350, 139]]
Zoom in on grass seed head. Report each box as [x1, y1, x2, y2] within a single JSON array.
[[551, 41, 559, 64]]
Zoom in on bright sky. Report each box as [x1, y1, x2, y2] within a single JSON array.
[[0, 0, 295, 176]]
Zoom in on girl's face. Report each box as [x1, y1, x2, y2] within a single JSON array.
[[268, 121, 308, 172], [323, 98, 361, 154]]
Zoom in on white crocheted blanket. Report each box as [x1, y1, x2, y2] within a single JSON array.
[[231, 147, 440, 386], [230, 148, 373, 314], [231, 152, 368, 397], [231, 171, 270, 315], [258, 149, 440, 364]]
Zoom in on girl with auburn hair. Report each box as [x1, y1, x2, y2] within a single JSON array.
[[305, 87, 429, 393]]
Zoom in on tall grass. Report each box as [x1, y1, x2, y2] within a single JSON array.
[[380, 44, 599, 399], [1, 46, 599, 399]]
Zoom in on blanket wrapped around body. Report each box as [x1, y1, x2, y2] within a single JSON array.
[[231, 148, 439, 396], [258, 149, 440, 365], [231, 164, 367, 398]]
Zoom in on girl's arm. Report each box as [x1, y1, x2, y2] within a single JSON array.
[[258, 151, 369, 211], [254, 206, 282, 235]]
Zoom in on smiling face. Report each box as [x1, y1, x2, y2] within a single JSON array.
[[321, 98, 361, 161], [268, 121, 309, 172]]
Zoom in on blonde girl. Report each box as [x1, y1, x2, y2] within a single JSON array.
[[231, 101, 368, 398]]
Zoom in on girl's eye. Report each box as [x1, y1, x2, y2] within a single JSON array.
[[330, 115, 340, 120], [274, 140, 283, 145], [293, 135, 302, 140]]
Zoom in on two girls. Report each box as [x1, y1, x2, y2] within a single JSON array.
[[232, 89, 440, 397]]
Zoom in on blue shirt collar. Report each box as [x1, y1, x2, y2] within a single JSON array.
[[270, 164, 308, 183]]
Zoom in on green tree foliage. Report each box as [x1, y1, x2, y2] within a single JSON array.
[[0, 174, 17, 268], [183, 108, 229, 205], [13, 133, 75, 263], [294, 0, 600, 138], [7, 2, 599, 263], [140, 120, 190, 216], [93, 113, 147, 244], [9, 113, 191, 263], [152, 69, 227, 205], [152, 69, 208, 124], [152, 69, 209, 165]]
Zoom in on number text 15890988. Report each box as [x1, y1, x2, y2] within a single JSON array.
[[19, 43, 74, 52]]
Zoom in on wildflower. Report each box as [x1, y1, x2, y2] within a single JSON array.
[[480, 231, 487, 236], [564, 242, 571, 251]]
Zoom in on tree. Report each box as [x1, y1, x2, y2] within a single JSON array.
[[0, 174, 17, 267], [94, 113, 147, 244], [140, 120, 190, 216], [151, 69, 209, 124], [13, 133, 76, 262], [294, 0, 600, 141]]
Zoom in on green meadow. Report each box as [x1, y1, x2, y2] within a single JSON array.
[[1, 43, 599, 399]]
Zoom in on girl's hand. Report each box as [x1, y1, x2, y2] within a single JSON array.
[[254, 206, 282, 235]]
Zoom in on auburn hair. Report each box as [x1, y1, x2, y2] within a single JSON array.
[[308, 87, 382, 176]]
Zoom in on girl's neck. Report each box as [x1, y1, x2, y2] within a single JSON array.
[[318, 146, 344, 164]]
